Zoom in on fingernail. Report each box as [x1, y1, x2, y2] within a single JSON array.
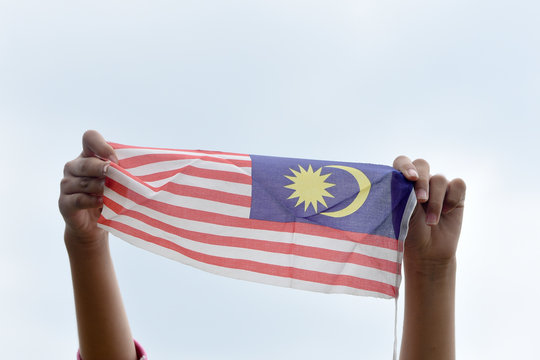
[[426, 213, 438, 225], [110, 154, 119, 164], [417, 189, 428, 201], [103, 162, 110, 175], [408, 169, 419, 178]]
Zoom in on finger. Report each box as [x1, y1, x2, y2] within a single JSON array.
[[61, 176, 105, 196], [81, 130, 118, 163], [425, 174, 448, 225], [64, 157, 110, 178], [412, 158, 430, 203], [393, 155, 419, 180], [442, 178, 466, 214], [59, 193, 103, 212]]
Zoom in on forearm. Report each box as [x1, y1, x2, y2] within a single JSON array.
[[66, 232, 137, 360], [400, 258, 456, 360]]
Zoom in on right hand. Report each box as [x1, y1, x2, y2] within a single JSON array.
[[59, 130, 118, 245], [393, 156, 466, 271]]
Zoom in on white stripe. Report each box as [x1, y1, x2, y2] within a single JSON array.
[[145, 173, 252, 196], [104, 186, 399, 262], [126, 159, 252, 177], [99, 224, 391, 298], [100, 208, 400, 286], [115, 147, 251, 161], [108, 167, 251, 217]]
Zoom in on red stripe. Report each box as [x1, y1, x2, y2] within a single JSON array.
[[106, 178, 399, 251], [136, 165, 252, 185], [163, 183, 251, 207], [109, 142, 249, 157], [118, 153, 252, 169], [108, 163, 251, 207], [102, 197, 399, 274], [99, 217, 397, 297]]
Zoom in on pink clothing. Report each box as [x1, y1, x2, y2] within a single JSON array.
[[77, 339, 147, 359]]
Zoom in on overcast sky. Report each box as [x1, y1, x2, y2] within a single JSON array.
[[1, 0, 539, 359]]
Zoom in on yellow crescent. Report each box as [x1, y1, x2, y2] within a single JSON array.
[[320, 165, 371, 218]]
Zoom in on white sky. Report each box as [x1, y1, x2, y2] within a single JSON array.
[[1, 0, 539, 358]]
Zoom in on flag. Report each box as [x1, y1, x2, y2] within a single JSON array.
[[97, 143, 416, 299]]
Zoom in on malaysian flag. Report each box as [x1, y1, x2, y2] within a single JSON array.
[[97, 143, 416, 299]]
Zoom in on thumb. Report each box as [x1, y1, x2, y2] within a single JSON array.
[[81, 130, 118, 163]]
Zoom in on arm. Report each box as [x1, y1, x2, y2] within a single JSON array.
[[394, 157, 466, 360], [59, 130, 138, 360]]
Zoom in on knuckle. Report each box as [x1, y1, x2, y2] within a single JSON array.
[[431, 174, 448, 185], [60, 177, 70, 189], [453, 178, 467, 192], [58, 196, 71, 216], [412, 158, 430, 173], [83, 129, 97, 142], [73, 194, 84, 208], [393, 155, 408, 163], [78, 160, 88, 174], [412, 158, 428, 167], [448, 178, 467, 204], [98, 179, 105, 193], [63, 160, 74, 175], [57, 196, 65, 210], [80, 178, 89, 190], [392, 155, 411, 168]]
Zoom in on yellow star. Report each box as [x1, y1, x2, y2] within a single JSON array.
[[284, 165, 335, 213]]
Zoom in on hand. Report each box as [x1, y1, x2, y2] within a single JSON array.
[[393, 156, 466, 270], [59, 130, 118, 245]]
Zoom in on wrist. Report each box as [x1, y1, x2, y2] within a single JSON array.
[[404, 256, 456, 283], [401, 258, 456, 360], [64, 227, 110, 257]]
